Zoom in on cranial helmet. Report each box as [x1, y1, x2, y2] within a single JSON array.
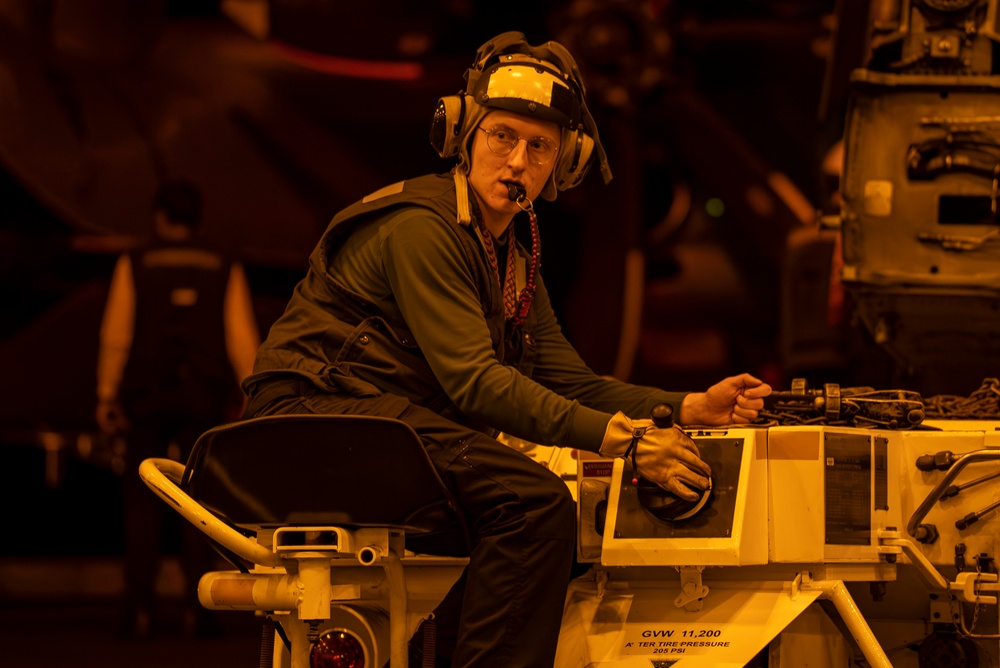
[[429, 32, 613, 200]]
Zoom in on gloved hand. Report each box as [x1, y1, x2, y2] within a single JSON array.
[[600, 412, 711, 500]]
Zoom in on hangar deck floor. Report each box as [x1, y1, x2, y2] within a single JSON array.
[[0, 556, 263, 668]]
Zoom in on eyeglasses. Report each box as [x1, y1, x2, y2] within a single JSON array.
[[478, 126, 559, 166]]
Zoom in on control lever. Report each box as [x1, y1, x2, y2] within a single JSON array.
[[956, 498, 1000, 531], [651, 403, 674, 428], [635, 404, 713, 522], [942, 469, 1000, 499]]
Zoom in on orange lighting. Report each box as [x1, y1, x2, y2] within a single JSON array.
[[269, 40, 424, 81]]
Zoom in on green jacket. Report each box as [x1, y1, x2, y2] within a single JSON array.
[[246, 173, 685, 450]]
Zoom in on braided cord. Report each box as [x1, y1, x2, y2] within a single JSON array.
[[477, 211, 540, 328]]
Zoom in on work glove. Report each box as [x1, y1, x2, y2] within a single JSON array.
[[600, 412, 711, 501]]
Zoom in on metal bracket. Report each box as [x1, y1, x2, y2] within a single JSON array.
[[674, 566, 709, 611]]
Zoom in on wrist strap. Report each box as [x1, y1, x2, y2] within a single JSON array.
[[622, 427, 647, 485]]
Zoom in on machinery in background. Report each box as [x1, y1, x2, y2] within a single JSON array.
[[827, 0, 1000, 394]]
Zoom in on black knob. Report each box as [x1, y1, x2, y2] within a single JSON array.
[[916, 451, 955, 472], [914, 523, 939, 544], [637, 403, 711, 524], [915, 454, 937, 471], [651, 403, 674, 428]]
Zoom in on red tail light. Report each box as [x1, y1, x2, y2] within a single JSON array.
[[309, 629, 366, 668]]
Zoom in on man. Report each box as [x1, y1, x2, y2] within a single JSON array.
[[242, 32, 770, 667], [96, 180, 260, 638]]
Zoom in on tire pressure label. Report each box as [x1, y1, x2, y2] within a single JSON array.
[[624, 627, 731, 655]]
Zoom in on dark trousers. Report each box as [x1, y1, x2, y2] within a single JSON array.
[[244, 377, 576, 668], [122, 410, 219, 617]]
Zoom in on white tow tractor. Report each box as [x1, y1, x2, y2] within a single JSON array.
[[140, 414, 1000, 668], [560, 419, 1000, 667]]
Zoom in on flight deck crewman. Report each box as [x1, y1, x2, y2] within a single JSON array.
[[96, 180, 259, 638], [241, 31, 771, 668]]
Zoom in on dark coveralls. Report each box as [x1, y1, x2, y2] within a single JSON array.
[[118, 241, 238, 622], [243, 173, 685, 667]]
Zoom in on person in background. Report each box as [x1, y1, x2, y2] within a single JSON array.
[[95, 180, 260, 639], [241, 32, 770, 667]]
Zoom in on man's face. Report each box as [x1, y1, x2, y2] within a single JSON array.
[[468, 110, 560, 230]]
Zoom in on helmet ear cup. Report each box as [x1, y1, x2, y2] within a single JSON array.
[[429, 95, 467, 158], [554, 129, 595, 191]]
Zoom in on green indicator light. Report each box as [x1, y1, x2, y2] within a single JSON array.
[[706, 198, 725, 217]]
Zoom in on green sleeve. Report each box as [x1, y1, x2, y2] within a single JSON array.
[[382, 210, 688, 450], [381, 212, 607, 448], [526, 274, 689, 449]]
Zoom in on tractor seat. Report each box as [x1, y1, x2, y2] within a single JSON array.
[[181, 414, 468, 544]]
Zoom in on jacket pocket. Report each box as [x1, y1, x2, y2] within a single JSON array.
[[331, 317, 449, 408]]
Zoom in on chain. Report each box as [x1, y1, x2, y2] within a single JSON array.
[[971, 557, 982, 633], [923, 378, 1000, 419], [754, 378, 1000, 427]]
